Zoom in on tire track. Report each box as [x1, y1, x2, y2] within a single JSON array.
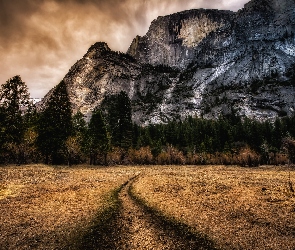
[[116, 178, 177, 249], [115, 176, 217, 250], [79, 176, 217, 249]]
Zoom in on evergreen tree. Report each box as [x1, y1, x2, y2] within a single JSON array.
[[36, 80, 72, 164], [86, 109, 110, 165], [0, 75, 31, 163], [66, 111, 87, 166], [0, 75, 30, 144], [0, 108, 6, 162], [72, 111, 87, 135], [117, 91, 133, 149], [101, 91, 133, 149]]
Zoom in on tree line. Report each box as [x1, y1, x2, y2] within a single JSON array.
[[1, 75, 295, 166]]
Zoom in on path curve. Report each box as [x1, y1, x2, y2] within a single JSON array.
[[115, 177, 178, 249], [80, 176, 217, 249], [114, 176, 216, 250]]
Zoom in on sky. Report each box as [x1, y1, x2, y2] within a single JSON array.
[[0, 0, 249, 98]]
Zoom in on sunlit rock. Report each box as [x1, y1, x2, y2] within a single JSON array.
[[41, 0, 295, 124]]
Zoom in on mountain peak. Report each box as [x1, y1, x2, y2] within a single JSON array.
[[127, 8, 234, 69], [85, 42, 111, 58], [43, 1, 295, 124], [244, 0, 295, 13]]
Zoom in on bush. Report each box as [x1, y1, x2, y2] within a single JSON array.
[[156, 146, 185, 165], [186, 153, 203, 165], [107, 148, 123, 165], [283, 138, 295, 164], [237, 147, 260, 167], [128, 147, 153, 165], [268, 152, 288, 165]]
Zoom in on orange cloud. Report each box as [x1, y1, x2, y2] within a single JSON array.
[[0, 0, 248, 97]]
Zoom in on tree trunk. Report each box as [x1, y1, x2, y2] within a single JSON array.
[[45, 154, 49, 165], [104, 152, 108, 166], [89, 154, 93, 165]]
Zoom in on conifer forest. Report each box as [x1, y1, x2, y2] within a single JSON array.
[[1, 75, 295, 166]]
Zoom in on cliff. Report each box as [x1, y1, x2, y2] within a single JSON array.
[[41, 0, 295, 124], [127, 9, 234, 69]]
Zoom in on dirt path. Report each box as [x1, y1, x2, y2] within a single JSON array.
[[113, 177, 216, 250], [116, 178, 178, 249], [80, 176, 217, 249]]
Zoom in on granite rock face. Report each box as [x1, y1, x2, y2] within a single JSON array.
[[42, 0, 295, 124], [42, 42, 181, 124], [127, 9, 234, 69]]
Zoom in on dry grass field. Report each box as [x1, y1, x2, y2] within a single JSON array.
[[132, 165, 295, 250], [0, 164, 139, 249], [0, 164, 294, 249]]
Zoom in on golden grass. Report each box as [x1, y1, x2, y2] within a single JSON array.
[[133, 165, 295, 250], [2, 164, 295, 249], [0, 164, 140, 249]]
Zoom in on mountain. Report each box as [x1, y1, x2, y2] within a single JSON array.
[[42, 0, 295, 124]]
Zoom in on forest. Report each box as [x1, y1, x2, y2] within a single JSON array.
[[1, 75, 295, 166]]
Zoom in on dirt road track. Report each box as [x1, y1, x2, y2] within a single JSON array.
[[79, 176, 217, 250]]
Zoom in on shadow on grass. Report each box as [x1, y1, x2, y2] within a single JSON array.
[[71, 184, 126, 250], [68, 175, 218, 250], [128, 183, 220, 250], [70, 176, 137, 250]]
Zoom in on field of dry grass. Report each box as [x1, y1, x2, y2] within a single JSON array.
[[0, 164, 139, 249], [132, 165, 295, 249], [1, 164, 295, 249]]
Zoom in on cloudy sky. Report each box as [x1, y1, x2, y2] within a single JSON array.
[[0, 0, 249, 98]]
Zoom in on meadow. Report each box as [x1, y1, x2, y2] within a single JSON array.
[[0, 165, 294, 249]]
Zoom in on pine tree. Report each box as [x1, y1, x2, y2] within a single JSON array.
[[72, 111, 87, 135], [0, 75, 31, 163], [86, 109, 110, 165], [65, 111, 87, 166], [36, 80, 72, 164], [0, 75, 30, 144], [101, 91, 133, 149], [117, 91, 133, 149]]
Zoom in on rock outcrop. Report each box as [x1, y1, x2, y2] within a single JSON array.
[[127, 9, 234, 69], [41, 0, 295, 124]]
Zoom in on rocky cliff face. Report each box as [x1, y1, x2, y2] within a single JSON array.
[[42, 0, 295, 124], [62, 42, 141, 121], [189, 0, 295, 120], [127, 9, 234, 69], [42, 42, 181, 124]]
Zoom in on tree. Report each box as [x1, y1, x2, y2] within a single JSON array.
[[72, 111, 87, 135], [101, 91, 133, 149], [66, 136, 82, 166], [66, 111, 87, 166], [0, 75, 31, 163], [0, 75, 30, 143], [36, 80, 72, 164], [86, 109, 110, 165], [283, 137, 295, 164]]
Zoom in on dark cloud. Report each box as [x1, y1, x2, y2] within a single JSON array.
[[0, 0, 249, 97]]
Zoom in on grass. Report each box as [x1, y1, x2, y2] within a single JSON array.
[[1, 165, 295, 249], [0, 164, 139, 249], [74, 185, 123, 249], [129, 177, 219, 250], [76, 175, 139, 249], [132, 165, 295, 250]]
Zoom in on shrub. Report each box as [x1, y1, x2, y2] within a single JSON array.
[[237, 147, 260, 167], [156, 152, 171, 165], [107, 147, 123, 165], [283, 138, 295, 164], [268, 152, 288, 165], [128, 147, 153, 165], [156, 146, 185, 165], [186, 152, 203, 165]]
